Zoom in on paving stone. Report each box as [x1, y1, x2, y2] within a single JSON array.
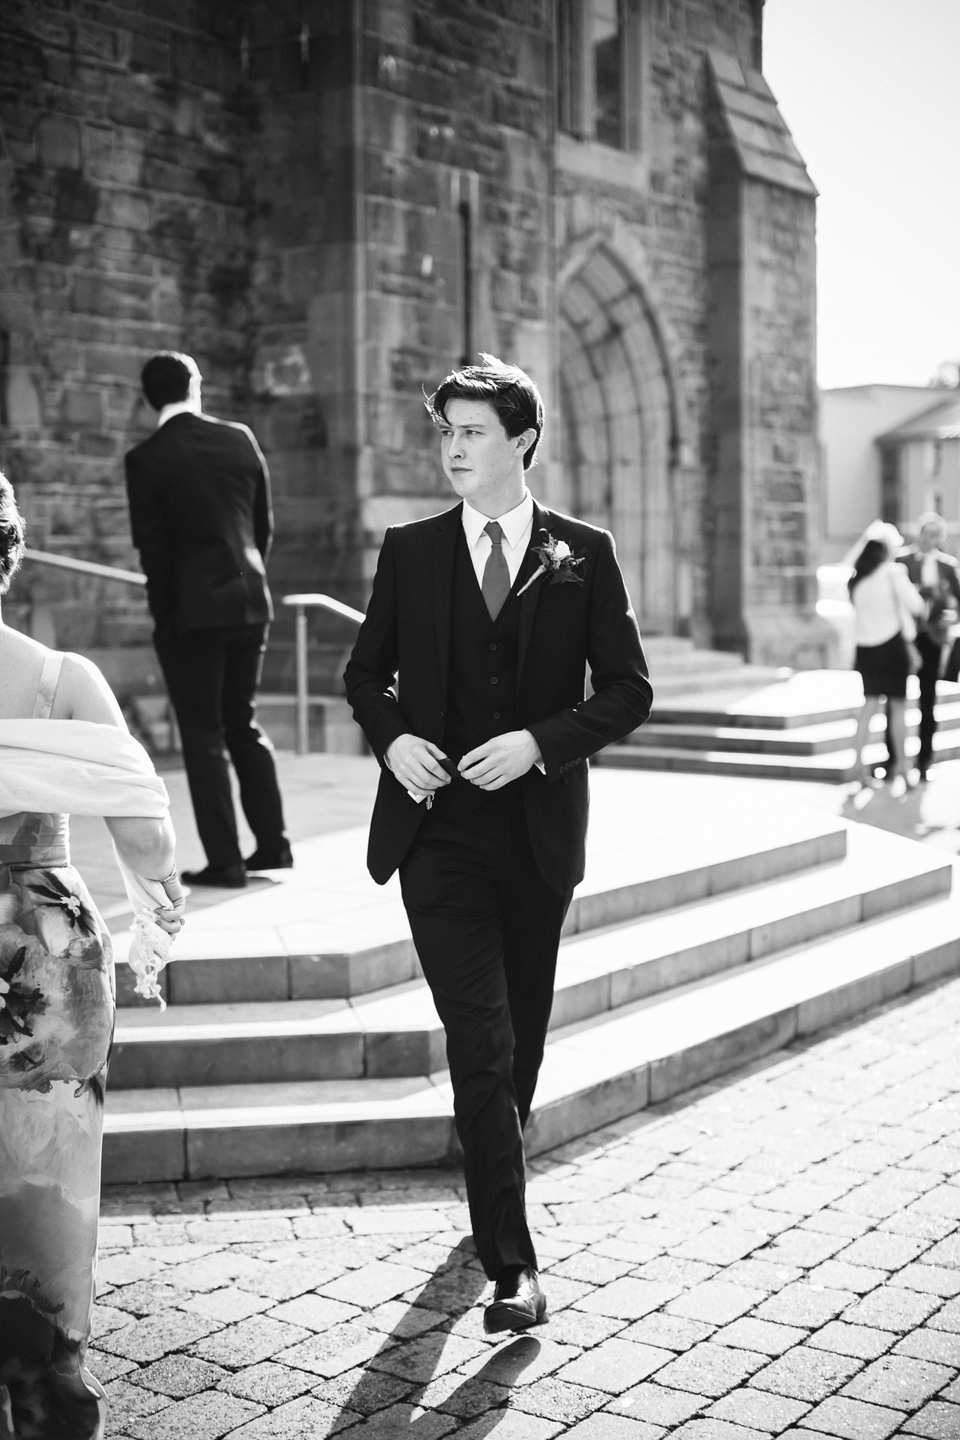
[[319, 1260, 431, 1308], [510, 1375, 608, 1424], [908, 1185, 960, 1218], [720, 1258, 802, 1294], [706, 1386, 810, 1430], [548, 1252, 636, 1285], [275, 1322, 392, 1378], [455, 1336, 580, 1389], [224, 1395, 361, 1437], [748, 1347, 862, 1403], [668, 1281, 766, 1326], [842, 1286, 943, 1332], [714, 1318, 806, 1355], [669, 1421, 768, 1440], [840, 1351, 954, 1409], [102, 1378, 173, 1432], [413, 1370, 510, 1419], [901, 1400, 960, 1437], [543, 1309, 627, 1348], [805, 1322, 895, 1360], [181, 1288, 276, 1324], [607, 1381, 705, 1428], [556, 1340, 672, 1394], [806, 1260, 887, 1293], [573, 1278, 681, 1320], [759, 1231, 848, 1267], [836, 1234, 930, 1269], [109, 1282, 193, 1318], [216, 1361, 318, 1405], [795, 1394, 902, 1439], [928, 1296, 960, 1332], [893, 1327, 960, 1365], [653, 1343, 765, 1398], [236, 1258, 348, 1302], [192, 1316, 312, 1368], [754, 1282, 855, 1330], [86, 1349, 138, 1384], [564, 1416, 665, 1440], [127, 1390, 264, 1439], [895, 1262, 960, 1296], [923, 1234, 960, 1268], [99, 1311, 223, 1363], [633, 1256, 718, 1289], [455, 1409, 563, 1439], [265, 1294, 360, 1332], [128, 1355, 229, 1397], [619, 1314, 716, 1351]]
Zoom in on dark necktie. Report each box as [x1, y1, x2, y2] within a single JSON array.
[[481, 521, 510, 620]]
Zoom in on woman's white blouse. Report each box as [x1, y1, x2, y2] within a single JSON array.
[[852, 561, 924, 647]]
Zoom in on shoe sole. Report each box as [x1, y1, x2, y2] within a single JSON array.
[[483, 1299, 547, 1335]]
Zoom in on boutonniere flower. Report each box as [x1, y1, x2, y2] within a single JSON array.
[[517, 533, 585, 597]]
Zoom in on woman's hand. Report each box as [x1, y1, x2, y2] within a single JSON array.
[[154, 870, 186, 936]]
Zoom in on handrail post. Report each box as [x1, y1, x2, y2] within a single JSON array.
[[295, 603, 309, 756]]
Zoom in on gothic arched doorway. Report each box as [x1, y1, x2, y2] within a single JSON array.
[[558, 245, 679, 634]]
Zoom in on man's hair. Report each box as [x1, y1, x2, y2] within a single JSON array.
[[425, 353, 544, 469], [141, 351, 201, 411], [917, 511, 946, 539], [0, 471, 25, 595]]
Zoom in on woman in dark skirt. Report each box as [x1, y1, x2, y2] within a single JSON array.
[[849, 525, 924, 788]]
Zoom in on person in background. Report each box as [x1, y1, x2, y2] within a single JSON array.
[[848, 523, 924, 793], [897, 513, 960, 781], [0, 471, 184, 1438], [125, 351, 292, 888]]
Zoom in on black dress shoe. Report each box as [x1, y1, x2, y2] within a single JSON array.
[[483, 1267, 547, 1335], [181, 864, 247, 888], [245, 847, 294, 871]]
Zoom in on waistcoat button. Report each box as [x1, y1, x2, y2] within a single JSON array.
[[489, 676, 498, 684]]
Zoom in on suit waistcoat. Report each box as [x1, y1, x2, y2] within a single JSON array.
[[443, 525, 522, 761]]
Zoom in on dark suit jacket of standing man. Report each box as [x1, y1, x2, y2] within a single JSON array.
[[126, 411, 287, 875], [125, 412, 273, 635], [346, 498, 652, 893]]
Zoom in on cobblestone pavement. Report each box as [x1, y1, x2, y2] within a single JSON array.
[[94, 974, 960, 1439]]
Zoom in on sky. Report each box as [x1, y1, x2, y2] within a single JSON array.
[[763, 0, 960, 391]]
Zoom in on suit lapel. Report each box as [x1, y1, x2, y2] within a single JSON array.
[[518, 502, 551, 683], [433, 503, 462, 699]]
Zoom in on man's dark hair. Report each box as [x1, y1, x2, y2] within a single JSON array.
[[141, 351, 201, 411], [0, 471, 25, 595], [426, 353, 544, 469]]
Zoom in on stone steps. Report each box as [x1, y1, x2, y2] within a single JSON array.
[[103, 871, 960, 1183], [643, 637, 789, 700], [600, 669, 960, 782], [102, 777, 960, 1182], [107, 824, 949, 1091]]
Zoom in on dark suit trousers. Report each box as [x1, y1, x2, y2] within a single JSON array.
[[916, 633, 943, 771], [155, 623, 288, 869], [399, 789, 571, 1279]]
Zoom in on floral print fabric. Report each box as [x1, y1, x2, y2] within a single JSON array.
[[0, 811, 111, 1440]]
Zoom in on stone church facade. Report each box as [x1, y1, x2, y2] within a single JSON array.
[[0, 0, 826, 697]]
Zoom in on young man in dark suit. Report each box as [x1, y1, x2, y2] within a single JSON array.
[[125, 351, 291, 887], [345, 356, 652, 1333], [899, 513, 960, 780]]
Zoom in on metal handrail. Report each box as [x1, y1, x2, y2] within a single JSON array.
[[17, 555, 364, 757], [282, 593, 364, 754], [21, 547, 147, 586]]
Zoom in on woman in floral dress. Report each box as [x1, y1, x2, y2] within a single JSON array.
[[0, 474, 184, 1440]]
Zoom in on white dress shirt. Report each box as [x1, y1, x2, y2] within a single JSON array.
[[156, 399, 200, 428], [461, 490, 534, 588], [921, 551, 941, 589]]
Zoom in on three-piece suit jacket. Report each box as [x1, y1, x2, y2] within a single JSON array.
[[345, 498, 653, 895]]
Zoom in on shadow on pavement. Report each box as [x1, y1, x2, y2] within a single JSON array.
[[331, 1239, 541, 1432]]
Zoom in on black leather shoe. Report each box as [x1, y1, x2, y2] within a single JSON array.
[[181, 864, 247, 888], [245, 847, 294, 871], [483, 1267, 547, 1335]]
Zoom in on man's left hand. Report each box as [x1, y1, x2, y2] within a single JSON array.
[[459, 730, 542, 790]]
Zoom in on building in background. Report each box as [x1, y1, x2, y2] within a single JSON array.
[[0, 0, 825, 704], [820, 385, 958, 562]]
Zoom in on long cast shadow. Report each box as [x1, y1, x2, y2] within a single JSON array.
[[329, 1239, 542, 1432]]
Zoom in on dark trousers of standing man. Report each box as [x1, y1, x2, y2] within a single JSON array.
[[399, 787, 571, 1279], [915, 632, 944, 775], [155, 622, 288, 870]]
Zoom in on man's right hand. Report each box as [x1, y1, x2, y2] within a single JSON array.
[[385, 734, 453, 799]]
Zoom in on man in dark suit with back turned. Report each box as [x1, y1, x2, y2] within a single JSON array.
[[125, 351, 291, 888], [898, 513, 960, 781], [345, 356, 652, 1334]]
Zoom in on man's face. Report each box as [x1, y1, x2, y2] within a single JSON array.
[[919, 521, 945, 553], [439, 399, 532, 505]]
